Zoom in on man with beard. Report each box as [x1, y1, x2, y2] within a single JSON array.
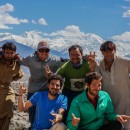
[[92, 41, 130, 130], [18, 74, 67, 130], [17, 41, 67, 129], [0, 42, 24, 130], [67, 72, 128, 130]]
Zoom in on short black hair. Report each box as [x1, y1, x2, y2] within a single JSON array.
[[48, 74, 64, 88], [100, 41, 116, 52], [2, 42, 16, 52], [85, 72, 102, 86], [68, 45, 83, 55]]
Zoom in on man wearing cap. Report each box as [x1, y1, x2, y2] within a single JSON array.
[[17, 41, 67, 129], [94, 41, 130, 130]]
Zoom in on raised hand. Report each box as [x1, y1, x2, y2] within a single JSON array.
[[87, 52, 97, 72], [14, 53, 21, 61], [19, 82, 27, 96], [72, 113, 80, 126], [45, 64, 53, 78]]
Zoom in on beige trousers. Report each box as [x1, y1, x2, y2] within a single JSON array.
[[43, 122, 67, 130]]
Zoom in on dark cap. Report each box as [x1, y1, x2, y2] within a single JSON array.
[[37, 41, 50, 50], [100, 41, 116, 51]]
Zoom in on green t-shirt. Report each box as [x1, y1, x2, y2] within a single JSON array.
[[57, 60, 90, 91]]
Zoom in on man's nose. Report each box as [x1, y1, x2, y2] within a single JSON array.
[[96, 87, 101, 91], [53, 85, 57, 88]]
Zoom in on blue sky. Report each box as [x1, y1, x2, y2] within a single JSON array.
[[0, 0, 130, 39]]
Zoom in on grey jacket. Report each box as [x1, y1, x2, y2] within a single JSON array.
[[19, 52, 64, 93]]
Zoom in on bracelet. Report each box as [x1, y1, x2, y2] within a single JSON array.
[[19, 95, 23, 96]]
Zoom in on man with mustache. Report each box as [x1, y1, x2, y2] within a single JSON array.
[[17, 41, 67, 129], [0, 42, 24, 130], [67, 72, 127, 130], [56, 44, 92, 123], [95, 41, 130, 130], [18, 74, 67, 130]]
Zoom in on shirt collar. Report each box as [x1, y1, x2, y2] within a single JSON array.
[[81, 89, 99, 103]]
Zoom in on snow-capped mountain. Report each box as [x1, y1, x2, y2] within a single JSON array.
[[0, 31, 130, 60], [0, 32, 104, 58]]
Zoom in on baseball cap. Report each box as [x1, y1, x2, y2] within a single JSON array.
[[37, 41, 50, 50], [100, 41, 116, 51]]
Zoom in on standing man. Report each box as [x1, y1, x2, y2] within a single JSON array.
[[56, 45, 92, 122], [18, 74, 67, 130], [18, 41, 66, 128], [67, 72, 127, 130], [0, 42, 24, 130], [95, 41, 130, 130]]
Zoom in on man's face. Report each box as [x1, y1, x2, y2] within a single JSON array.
[[102, 50, 116, 62], [87, 79, 101, 97], [69, 48, 82, 64], [48, 79, 61, 96], [37, 48, 50, 61], [4, 48, 15, 61]]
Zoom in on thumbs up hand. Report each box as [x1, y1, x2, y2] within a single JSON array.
[[72, 113, 80, 126]]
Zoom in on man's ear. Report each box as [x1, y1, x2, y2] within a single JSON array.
[[113, 50, 116, 54], [86, 83, 89, 88], [101, 51, 104, 55]]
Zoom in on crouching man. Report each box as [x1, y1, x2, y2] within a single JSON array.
[[67, 72, 128, 130], [18, 74, 67, 130]]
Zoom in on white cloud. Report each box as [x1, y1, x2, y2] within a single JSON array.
[[123, 10, 130, 17], [112, 32, 130, 42], [125, 0, 130, 2], [48, 25, 85, 37], [38, 18, 47, 25], [121, 6, 130, 9], [32, 20, 36, 24], [0, 3, 13, 14], [19, 19, 28, 23], [0, 24, 13, 29], [0, 3, 28, 29], [65, 25, 80, 33]]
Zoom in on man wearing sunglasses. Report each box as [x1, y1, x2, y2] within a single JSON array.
[[17, 41, 67, 129]]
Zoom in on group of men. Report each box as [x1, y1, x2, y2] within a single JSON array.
[[0, 40, 130, 130]]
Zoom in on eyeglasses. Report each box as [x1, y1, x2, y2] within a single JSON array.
[[38, 49, 50, 53]]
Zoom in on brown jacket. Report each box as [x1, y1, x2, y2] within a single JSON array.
[[0, 57, 24, 130]]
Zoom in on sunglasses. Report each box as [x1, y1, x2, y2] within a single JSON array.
[[38, 49, 50, 53]]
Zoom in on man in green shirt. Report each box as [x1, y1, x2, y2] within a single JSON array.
[[67, 72, 128, 130], [56, 45, 91, 123]]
